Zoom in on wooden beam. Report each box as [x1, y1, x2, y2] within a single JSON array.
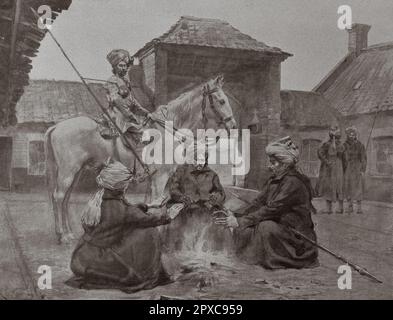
[[8, 0, 21, 68], [4, 0, 22, 126]]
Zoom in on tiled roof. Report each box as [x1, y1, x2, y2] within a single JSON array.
[[16, 80, 106, 124], [0, 0, 72, 126], [16, 77, 153, 124], [319, 42, 393, 116], [280, 90, 340, 128], [135, 16, 290, 57]]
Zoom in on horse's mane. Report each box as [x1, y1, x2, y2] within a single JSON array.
[[154, 78, 216, 125]]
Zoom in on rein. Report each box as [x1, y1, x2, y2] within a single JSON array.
[[201, 84, 233, 133], [151, 83, 233, 141]]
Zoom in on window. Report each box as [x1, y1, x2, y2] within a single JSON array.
[[28, 140, 45, 175], [374, 137, 393, 176], [300, 139, 321, 177]]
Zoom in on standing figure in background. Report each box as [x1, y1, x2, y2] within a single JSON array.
[[343, 126, 367, 214], [316, 126, 345, 214]]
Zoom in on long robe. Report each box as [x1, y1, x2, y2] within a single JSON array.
[[233, 168, 319, 269], [343, 139, 367, 200], [316, 140, 345, 201], [104, 74, 148, 133], [66, 189, 171, 293]]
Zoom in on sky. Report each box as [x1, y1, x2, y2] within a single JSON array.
[[30, 0, 393, 90]]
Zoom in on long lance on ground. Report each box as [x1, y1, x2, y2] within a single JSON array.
[[30, 7, 151, 176], [227, 189, 383, 284]]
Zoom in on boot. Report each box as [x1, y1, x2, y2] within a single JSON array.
[[321, 200, 333, 214], [346, 200, 354, 214], [336, 200, 344, 214], [356, 201, 363, 214]]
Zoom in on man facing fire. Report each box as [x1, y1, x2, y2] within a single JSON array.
[[164, 145, 227, 252]]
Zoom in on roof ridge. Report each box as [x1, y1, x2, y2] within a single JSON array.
[[363, 41, 393, 51], [180, 15, 229, 23], [28, 79, 103, 85], [134, 16, 290, 57], [282, 89, 323, 95]]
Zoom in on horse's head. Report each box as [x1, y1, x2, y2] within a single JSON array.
[[202, 75, 237, 131]]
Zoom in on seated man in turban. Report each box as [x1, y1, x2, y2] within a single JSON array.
[[163, 144, 227, 252], [101, 49, 152, 139], [66, 159, 182, 293], [214, 137, 319, 269]]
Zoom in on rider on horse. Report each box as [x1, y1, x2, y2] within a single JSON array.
[[101, 49, 152, 139]]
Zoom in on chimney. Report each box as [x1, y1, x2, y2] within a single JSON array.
[[347, 23, 371, 56]]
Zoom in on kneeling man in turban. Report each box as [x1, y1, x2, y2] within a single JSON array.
[[66, 159, 181, 293], [215, 137, 319, 269]]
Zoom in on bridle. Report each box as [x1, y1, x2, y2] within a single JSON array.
[[146, 82, 235, 143], [201, 84, 234, 132]]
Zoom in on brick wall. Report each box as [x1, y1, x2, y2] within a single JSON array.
[[140, 50, 156, 94]]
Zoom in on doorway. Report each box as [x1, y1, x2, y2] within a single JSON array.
[[0, 137, 13, 190]]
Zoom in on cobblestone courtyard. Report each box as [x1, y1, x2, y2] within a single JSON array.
[[0, 191, 392, 300]]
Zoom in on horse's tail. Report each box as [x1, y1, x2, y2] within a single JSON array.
[[44, 125, 58, 193]]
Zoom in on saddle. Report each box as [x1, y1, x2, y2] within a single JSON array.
[[94, 114, 149, 152], [95, 114, 119, 139]]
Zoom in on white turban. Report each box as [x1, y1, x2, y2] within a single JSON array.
[[265, 136, 300, 165], [82, 160, 134, 227], [96, 160, 134, 191]]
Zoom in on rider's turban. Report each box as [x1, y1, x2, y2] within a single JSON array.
[[106, 49, 132, 67], [265, 136, 300, 165]]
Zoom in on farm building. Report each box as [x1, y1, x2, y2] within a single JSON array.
[[132, 15, 293, 187], [0, 80, 106, 191], [1, 15, 344, 192], [314, 24, 393, 202], [132, 16, 345, 189], [0, 0, 73, 191], [0, 0, 72, 126]]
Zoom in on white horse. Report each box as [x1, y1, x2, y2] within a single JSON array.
[[44, 75, 237, 243]]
